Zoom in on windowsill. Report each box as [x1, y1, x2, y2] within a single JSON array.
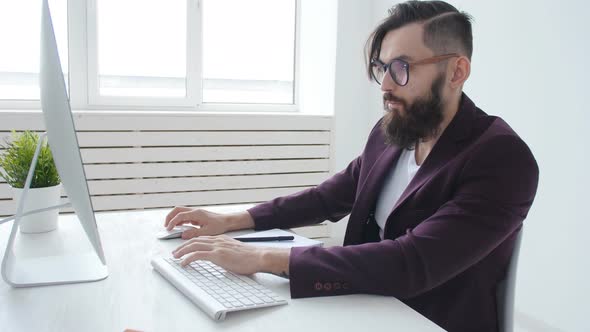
[[0, 109, 334, 118]]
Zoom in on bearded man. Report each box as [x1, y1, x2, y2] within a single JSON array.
[[166, 2, 539, 331]]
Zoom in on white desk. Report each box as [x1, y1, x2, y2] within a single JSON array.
[[0, 208, 444, 332]]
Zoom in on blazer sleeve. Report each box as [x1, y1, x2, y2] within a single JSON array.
[[247, 119, 383, 231], [287, 134, 540, 299]]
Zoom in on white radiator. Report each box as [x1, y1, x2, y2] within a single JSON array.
[[0, 111, 334, 238]]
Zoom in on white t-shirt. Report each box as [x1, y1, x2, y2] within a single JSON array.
[[374, 148, 421, 240]]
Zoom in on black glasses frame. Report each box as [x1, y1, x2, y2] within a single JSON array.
[[370, 53, 460, 86]]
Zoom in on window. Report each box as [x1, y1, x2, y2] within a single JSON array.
[[96, 0, 186, 98], [0, 0, 68, 100], [88, 0, 298, 108], [1, 0, 298, 110], [202, 0, 296, 104]]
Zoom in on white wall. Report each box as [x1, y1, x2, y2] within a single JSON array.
[[332, 1, 375, 169], [453, 2, 590, 331], [333, 0, 589, 331], [298, 0, 338, 116], [329, 0, 376, 240]]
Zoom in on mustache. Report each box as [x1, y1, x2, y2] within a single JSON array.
[[383, 92, 406, 105], [383, 92, 408, 113]]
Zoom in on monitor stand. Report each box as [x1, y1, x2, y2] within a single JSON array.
[[1, 133, 108, 287]]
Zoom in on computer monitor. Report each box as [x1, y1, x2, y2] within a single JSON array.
[[0, 0, 108, 287]]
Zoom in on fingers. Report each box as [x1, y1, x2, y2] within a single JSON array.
[[173, 241, 215, 260], [170, 236, 260, 274], [180, 225, 231, 239], [164, 206, 191, 227], [173, 235, 235, 257], [172, 239, 221, 267], [166, 210, 202, 231], [178, 251, 215, 267], [173, 236, 217, 253], [181, 226, 204, 240]]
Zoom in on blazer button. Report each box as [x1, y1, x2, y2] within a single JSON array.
[[342, 283, 350, 290], [314, 282, 323, 291], [333, 282, 341, 290], [323, 282, 332, 291]]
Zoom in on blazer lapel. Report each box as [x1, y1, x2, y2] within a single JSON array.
[[358, 146, 402, 212], [388, 93, 477, 219], [343, 145, 401, 244], [344, 94, 478, 244]]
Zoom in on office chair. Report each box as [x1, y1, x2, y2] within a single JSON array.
[[496, 228, 523, 332]]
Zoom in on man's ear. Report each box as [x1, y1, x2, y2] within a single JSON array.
[[449, 56, 470, 88]]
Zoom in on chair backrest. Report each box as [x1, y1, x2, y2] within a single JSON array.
[[496, 228, 524, 332]]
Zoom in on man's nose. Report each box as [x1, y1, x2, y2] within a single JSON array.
[[380, 71, 397, 92]]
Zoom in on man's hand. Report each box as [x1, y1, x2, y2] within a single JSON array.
[[172, 235, 290, 277], [164, 207, 255, 240]]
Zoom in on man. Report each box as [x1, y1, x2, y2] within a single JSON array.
[[165, 1, 539, 331]]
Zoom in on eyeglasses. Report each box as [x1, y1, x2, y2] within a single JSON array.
[[370, 53, 460, 86]]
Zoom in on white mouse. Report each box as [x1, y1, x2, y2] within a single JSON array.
[[156, 225, 194, 240]]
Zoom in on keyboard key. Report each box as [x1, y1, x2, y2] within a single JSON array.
[[159, 258, 287, 318], [239, 298, 255, 306], [250, 297, 264, 305], [230, 301, 243, 307]]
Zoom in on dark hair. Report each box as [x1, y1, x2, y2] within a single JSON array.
[[365, 0, 473, 80]]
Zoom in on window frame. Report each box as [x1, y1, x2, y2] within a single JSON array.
[[1, 0, 301, 112]]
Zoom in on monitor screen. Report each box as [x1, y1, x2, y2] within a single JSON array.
[[40, 0, 106, 264]]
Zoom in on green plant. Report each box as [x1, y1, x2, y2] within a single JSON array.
[[0, 131, 60, 189]]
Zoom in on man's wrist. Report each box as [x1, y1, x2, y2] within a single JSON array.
[[258, 248, 291, 278], [225, 211, 256, 232]]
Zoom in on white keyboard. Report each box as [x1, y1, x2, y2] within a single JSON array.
[[151, 257, 288, 321]]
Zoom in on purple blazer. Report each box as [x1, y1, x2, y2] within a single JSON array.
[[248, 94, 539, 332]]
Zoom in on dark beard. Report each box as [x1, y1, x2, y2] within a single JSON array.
[[381, 74, 445, 149]]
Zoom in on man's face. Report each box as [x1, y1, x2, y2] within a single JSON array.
[[377, 23, 447, 149]]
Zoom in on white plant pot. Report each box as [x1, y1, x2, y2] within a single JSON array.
[[11, 183, 61, 233]]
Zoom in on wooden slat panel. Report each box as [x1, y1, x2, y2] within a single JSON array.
[[80, 145, 330, 163], [0, 183, 9, 195], [74, 131, 330, 147], [0, 131, 330, 147], [1, 159, 329, 184], [0, 173, 328, 197], [0, 112, 332, 131], [91, 186, 312, 211], [0, 112, 334, 220], [0, 199, 15, 216], [0, 186, 311, 215], [86, 173, 327, 195], [83, 159, 330, 180]]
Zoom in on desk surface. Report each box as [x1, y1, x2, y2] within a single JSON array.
[[0, 207, 444, 332]]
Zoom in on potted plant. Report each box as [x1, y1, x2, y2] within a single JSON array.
[[0, 130, 61, 233]]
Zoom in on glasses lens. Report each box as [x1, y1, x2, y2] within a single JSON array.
[[390, 60, 408, 86], [371, 62, 386, 84]]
